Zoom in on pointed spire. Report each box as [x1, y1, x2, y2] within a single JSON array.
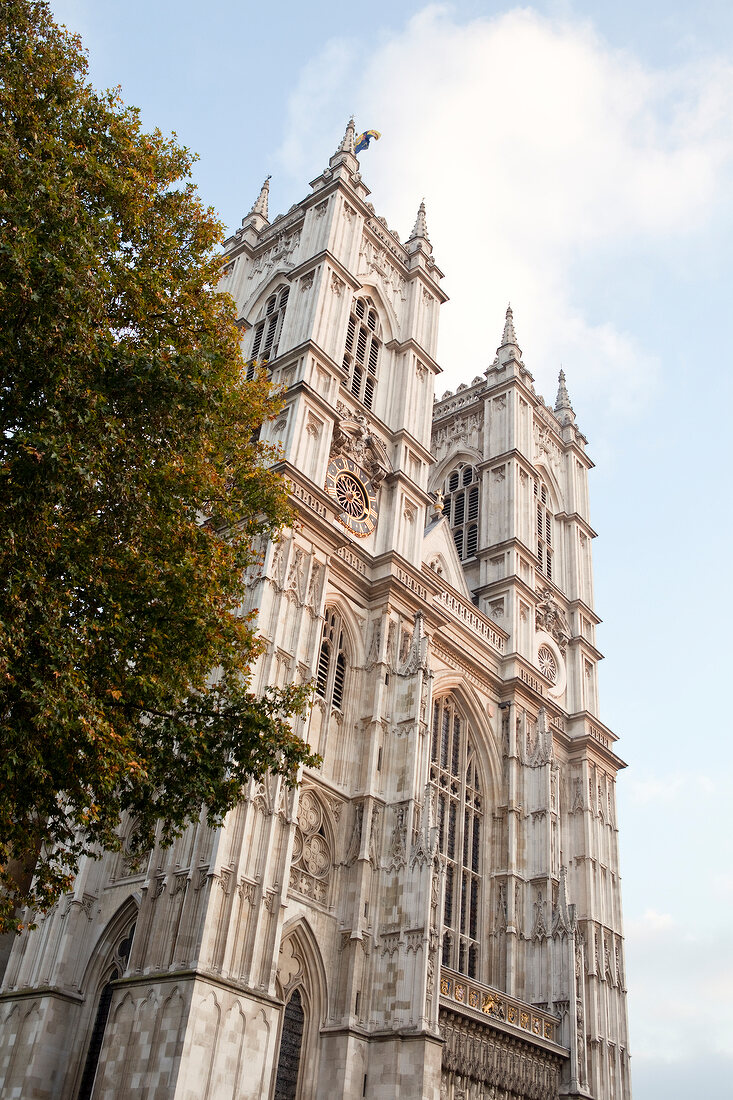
[[501, 303, 517, 346], [249, 175, 270, 219], [495, 303, 523, 368], [336, 116, 356, 156], [408, 199, 430, 242], [327, 118, 360, 180], [406, 199, 433, 258], [554, 368, 576, 425]]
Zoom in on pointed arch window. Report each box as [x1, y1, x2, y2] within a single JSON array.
[[442, 464, 480, 561], [315, 609, 348, 711], [342, 296, 380, 410], [274, 988, 305, 1100], [430, 697, 482, 979], [77, 923, 136, 1100], [534, 478, 553, 580], [248, 284, 290, 373]]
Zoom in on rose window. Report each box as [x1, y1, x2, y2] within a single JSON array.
[[334, 472, 369, 518], [537, 645, 558, 683], [289, 790, 332, 905]]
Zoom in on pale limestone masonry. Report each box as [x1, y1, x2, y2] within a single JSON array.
[[0, 120, 631, 1099]]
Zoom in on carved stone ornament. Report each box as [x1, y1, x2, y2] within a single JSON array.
[[252, 776, 274, 816], [237, 878, 256, 904], [432, 411, 483, 455], [411, 784, 439, 868], [277, 936, 303, 996], [385, 803, 408, 871], [533, 420, 561, 472], [270, 540, 287, 590], [345, 802, 363, 865], [532, 889, 548, 940], [286, 546, 307, 602], [368, 805, 381, 864], [400, 611, 428, 676], [289, 788, 332, 904], [171, 870, 189, 897], [151, 875, 166, 901], [551, 866, 576, 937], [357, 235, 406, 315], [329, 413, 390, 490], [440, 1011, 561, 1100], [526, 706, 552, 767], [535, 587, 571, 653], [496, 882, 508, 932], [306, 561, 323, 613], [247, 230, 300, 281]]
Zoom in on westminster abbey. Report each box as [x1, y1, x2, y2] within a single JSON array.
[[0, 120, 631, 1099]]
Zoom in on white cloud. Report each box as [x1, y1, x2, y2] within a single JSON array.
[[626, 922, 733, 1062], [627, 908, 676, 937], [713, 872, 733, 897], [629, 771, 715, 804], [277, 5, 733, 422]]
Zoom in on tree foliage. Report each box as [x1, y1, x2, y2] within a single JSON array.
[[0, 0, 316, 932]]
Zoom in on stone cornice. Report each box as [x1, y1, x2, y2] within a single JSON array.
[[390, 426, 434, 467], [0, 985, 83, 1006], [556, 511, 598, 540], [568, 598, 602, 627], [387, 336, 442, 374]]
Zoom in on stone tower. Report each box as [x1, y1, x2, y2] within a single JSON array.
[[0, 121, 631, 1100]]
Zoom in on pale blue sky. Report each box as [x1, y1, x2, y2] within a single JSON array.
[[47, 3, 733, 1096]]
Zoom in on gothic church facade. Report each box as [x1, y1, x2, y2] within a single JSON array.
[[0, 121, 631, 1100]]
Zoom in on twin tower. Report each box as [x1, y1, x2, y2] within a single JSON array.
[[0, 121, 631, 1100]]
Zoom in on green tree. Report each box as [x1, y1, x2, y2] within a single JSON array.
[[0, 0, 316, 932]]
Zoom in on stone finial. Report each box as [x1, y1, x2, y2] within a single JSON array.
[[247, 175, 271, 221], [408, 199, 430, 242], [336, 117, 356, 156], [432, 488, 444, 518], [501, 303, 517, 346], [496, 303, 522, 366], [554, 368, 576, 425], [555, 368, 572, 411]]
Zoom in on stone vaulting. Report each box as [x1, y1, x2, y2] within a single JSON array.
[[0, 120, 631, 1099]]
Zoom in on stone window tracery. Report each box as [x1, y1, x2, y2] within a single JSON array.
[[442, 464, 480, 561], [315, 608, 348, 710], [430, 697, 483, 979], [537, 645, 558, 683], [249, 284, 290, 372], [342, 296, 380, 410], [76, 922, 136, 1100], [289, 790, 332, 904], [534, 478, 553, 580], [273, 988, 305, 1100]]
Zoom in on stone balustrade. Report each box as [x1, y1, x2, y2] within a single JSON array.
[[439, 967, 562, 1048]]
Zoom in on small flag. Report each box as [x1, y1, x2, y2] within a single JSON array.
[[355, 129, 381, 154]]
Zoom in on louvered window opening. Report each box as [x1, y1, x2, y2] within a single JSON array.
[[315, 609, 348, 711], [343, 297, 380, 409], [249, 285, 290, 376], [430, 697, 482, 980], [442, 464, 479, 561], [534, 479, 553, 580]]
